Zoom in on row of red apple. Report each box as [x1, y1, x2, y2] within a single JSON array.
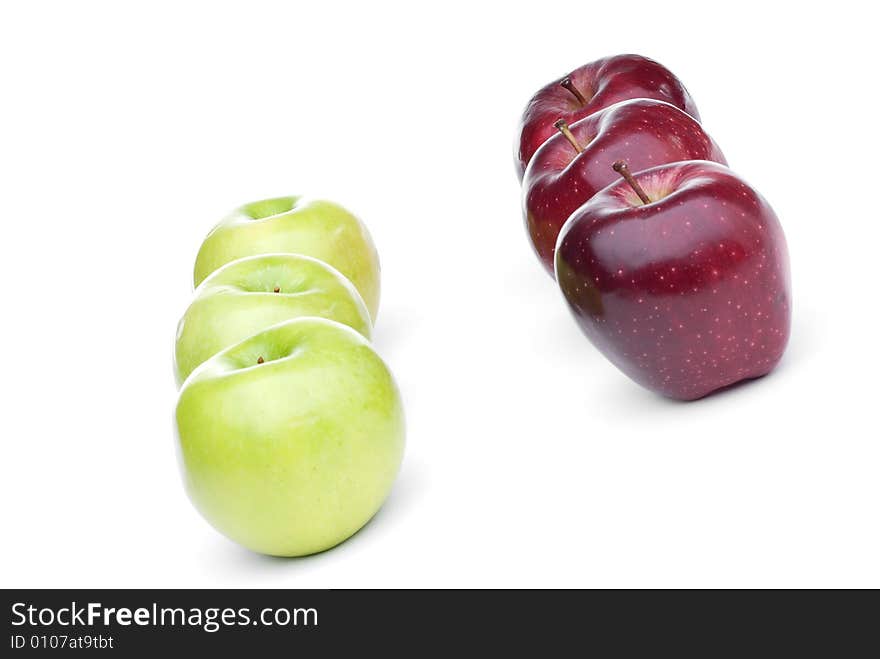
[[515, 54, 791, 400]]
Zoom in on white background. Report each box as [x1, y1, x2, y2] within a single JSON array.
[[2, 0, 878, 588]]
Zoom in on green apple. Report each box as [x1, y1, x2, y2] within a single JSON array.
[[174, 253, 372, 386], [174, 317, 405, 557], [193, 196, 381, 320]]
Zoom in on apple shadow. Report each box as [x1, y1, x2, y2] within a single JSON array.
[[370, 304, 418, 359], [502, 257, 562, 300], [500, 259, 610, 365], [211, 460, 422, 575], [773, 306, 817, 372]]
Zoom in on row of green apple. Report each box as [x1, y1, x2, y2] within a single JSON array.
[[173, 196, 405, 557]]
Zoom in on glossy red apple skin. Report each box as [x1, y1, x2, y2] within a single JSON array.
[[523, 99, 726, 276], [515, 54, 700, 180], [555, 161, 791, 401]]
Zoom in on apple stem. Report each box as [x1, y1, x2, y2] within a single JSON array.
[[257, 356, 264, 364], [554, 119, 583, 154], [612, 160, 651, 205], [560, 76, 586, 104], [273, 286, 280, 293]]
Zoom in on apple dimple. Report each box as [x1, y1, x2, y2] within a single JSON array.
[[199, 254, 342, 297], [613, 167, 682, 207], [241, 196, 300, 220], [559, 75, 594, 109], [230, 264, 312, 295], [223, 334, 306, 372]]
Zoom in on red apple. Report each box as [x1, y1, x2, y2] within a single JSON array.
[[555, 160, 791, 400], [515, 54, 700, 180], [523, 98, 726, 276]]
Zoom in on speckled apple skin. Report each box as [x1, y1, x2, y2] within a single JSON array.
[[555, 161, 791, 400], [515, 54, 700, 180], [523, 99, 726, 276]]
